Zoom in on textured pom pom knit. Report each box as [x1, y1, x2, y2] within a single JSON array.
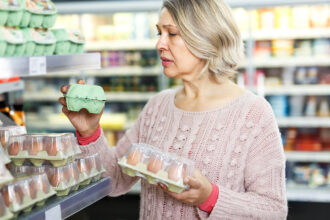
[[79, 88, 288, 220]]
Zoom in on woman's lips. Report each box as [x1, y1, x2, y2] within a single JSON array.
[[161, 57, 173, 67]]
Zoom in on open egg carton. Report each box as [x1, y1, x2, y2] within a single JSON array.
[[1, 173, 55, 217], [0, 145, 10, 164], [0, 126, 26, 149], [0, 162, 13, 187], [76, 154, 106, 186], [118, 143, 195, 193], [0, 195, 13, 220], [5, 133, 81, 167]]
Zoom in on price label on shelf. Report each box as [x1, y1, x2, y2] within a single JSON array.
[[45, 205, 62, 220], [29, 57, 46, 76]]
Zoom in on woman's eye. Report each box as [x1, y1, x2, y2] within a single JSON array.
[[156, 32, 161, 36], [169, 33, 177, 36]]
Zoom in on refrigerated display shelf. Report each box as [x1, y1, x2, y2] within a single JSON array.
[[0, 53, 101, 78], [285, 151, 330, 162], [86, 39, 158, 51], [250, 28, 330, 40], [265, 85, 330, 96], [253, 57, 330, 68], [85, 66, 162, 77], [277, 117, 330, 128], [0, 80, 25, 94], [17, 177, 111, 220], [24, 91, 156, 102], [286, 185, 330, 203]]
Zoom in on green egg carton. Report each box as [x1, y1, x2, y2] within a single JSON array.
[[67, 30, 85, 54], [65, 84, 106, 114], [25, 28, 55, 56], [4, 0, 23, 27], [19, 0, 57, 28], [0, 1, 9, 25], [51, 28, 70, 54], [0, 27, 25, 56], [21, 28, 35, 56]]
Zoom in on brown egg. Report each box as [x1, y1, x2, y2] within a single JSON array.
[[127, 150, 142, 166], [2, 187, 21, 206], [0, 135, 5, 147], [28, 141, 43, 155], [28, 181, 37, 199], [147, 157, 163, 174], [71, 166, 79, 181], [168, 164, 183, 181], [8, 142, 20, 155], [35, 177, 50, 194], [77, 160, 90, 174], [47, 141, 58, 156], [50, 172, 62, 187]]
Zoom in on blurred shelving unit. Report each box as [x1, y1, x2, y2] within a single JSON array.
[[265, 85, 330, 96], [0, 80, 25, 94], [86, 39, 158, 51], [285, 151, 330, 163], [277, 117, 330, 128]]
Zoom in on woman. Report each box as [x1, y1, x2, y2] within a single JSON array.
[[59, 0, 288, 219]]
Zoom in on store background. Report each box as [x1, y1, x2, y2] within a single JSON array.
[[1, 0, 329, 219]]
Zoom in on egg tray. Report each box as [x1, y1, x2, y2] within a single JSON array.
[[0, 27, 25, 56], [0, 147, 10, 164], [78, 167, 106, 187], [0, 126, 26, 148], [52, 29, 85, 55], [8, 154, 77, 167], [0, 0, 23, 27], [118, 157, 188, 194], [0, 196, 14, 220], [0, 168, 13, 187], [1, 176, 56, 216], [21, 28, 56, 56]]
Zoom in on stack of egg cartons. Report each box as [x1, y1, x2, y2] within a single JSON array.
[[0, 0, 85, 57]]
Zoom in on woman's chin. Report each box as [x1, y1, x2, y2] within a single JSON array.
[[163, 70, 178, 78]]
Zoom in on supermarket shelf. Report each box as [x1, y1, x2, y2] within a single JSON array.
[[85, 66, 162, 77], [253, 57, 330, 68], [285, 151, 330, 162], [56, 0, 330, 14], [24, 91, 156, 102], [106, 92, 157, 102], [0, 53, 101, 78], [286, 185, 330, 203], [250, 28, 330, 40], [17, 177, 111, 220], [277, 117, 330, 128], [0, 80, 24, 94], [265, 85, 330, 96], [86, 39, 158, 51]]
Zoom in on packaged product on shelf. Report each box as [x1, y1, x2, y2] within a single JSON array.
[[294, 40, 312, 57], [312, 39, 330, 57], [3, 0, 23, 27], [259, 8, 275, 30], [21, 28, 56, 56], [0, 27, 25, 56], [318, 98, 329, 117], [0, 145, 10, 164], [289, 96, 304, 117], [271, 39, 294, 57], [76, 154, 106, 186], [274, 6, 292, 29], [0, 162, 13, 186], [1, 174, 55, 216], [291, 6, 310, 29], [52, 29, 85, 54], [0, 195, 13, 220], [6, 133, 81, 167], [232, 8, 249, 32], [65, 84, 106, 114], [118, 143, 195, 193], [20, 0, 57, 28], [133, 13, 150, 40], [267, 96, 289, 117], [309, 5, 329, 28], [295, 67, 307, 84], [0, 125, 26, 148], [305, 67, 318, 84], [305, 96, 317, 117], [295, 130, 322, 151], [254, 41, 272, 58]]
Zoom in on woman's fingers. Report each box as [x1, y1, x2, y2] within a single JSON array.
[[61, 85, 69, 94], [58, 97, 67, 107], [77, 79, 85, 84]]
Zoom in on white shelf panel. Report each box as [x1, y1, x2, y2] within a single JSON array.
[[0, 80, 24, 93], [23, 92, 62, 102], [251, 28, 330, 40], [86, 39, 158, 51], [265, 85, 330, 95], [277, 117, 330, 128], [286, 185, 330, 203], [106, 92, 157, 102], [0, 53, 101, 78], [285, 151, 330, 162], [85, 66, 162, 77], [253, 57, 330, 68]]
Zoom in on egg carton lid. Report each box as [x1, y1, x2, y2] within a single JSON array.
[[65, 84, 106, 101], [0, 0, 22, 11], [25, 0, 57, 15]]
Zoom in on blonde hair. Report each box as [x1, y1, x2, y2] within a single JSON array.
[[162, 0, 244, 81]]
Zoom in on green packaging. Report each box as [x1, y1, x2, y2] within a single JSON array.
[[65, 84, 106, 114], [67, 30, 85, 54], [51, 29, 70, 54], [28, 28, 56, 56], [0, 1, 9, 25], [5, 0, 23, 27], [0, 27, 25, 56]]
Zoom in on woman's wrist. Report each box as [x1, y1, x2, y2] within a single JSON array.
[[77, 125, 99, 137], [76, 124, 101, 145], [198, 183, 219, 213]]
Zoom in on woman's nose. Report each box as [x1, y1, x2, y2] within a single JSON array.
[[156, 36, 168, 51]]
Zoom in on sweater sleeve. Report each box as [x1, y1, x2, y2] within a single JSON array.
[[78, 105, 147, 197], [203, 100, 288, 220]]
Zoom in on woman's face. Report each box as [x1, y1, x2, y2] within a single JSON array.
[[156, 8, 205, 80]]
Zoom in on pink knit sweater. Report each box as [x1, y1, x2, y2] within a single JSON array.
[[79, 88, 288, 220]]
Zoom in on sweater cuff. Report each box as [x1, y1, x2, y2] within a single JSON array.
[[76, 125, 101, 145], [198, 183, 219, 213]]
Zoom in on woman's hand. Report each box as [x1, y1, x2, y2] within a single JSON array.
[[58, 79, 104, 137], [159, 169, 213, 206]]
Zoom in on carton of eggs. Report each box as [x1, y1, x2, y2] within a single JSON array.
[[0, 195, 13, 220], [0, 146, 10, 164], [1, 174, 55, 216], [0, 163, 13, 187], [118, 143, 195, 193], [5, 133, 81, 167], [76, 154, 106, 186], [0, 126, 26, 148]]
